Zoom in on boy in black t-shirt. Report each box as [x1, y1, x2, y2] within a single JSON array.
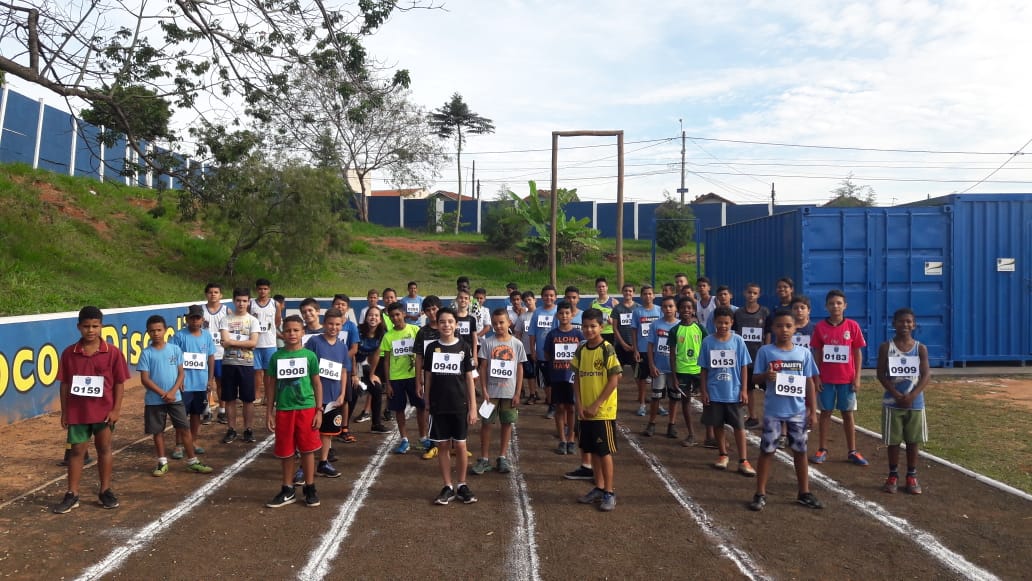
[[424, 307, 479, 505]]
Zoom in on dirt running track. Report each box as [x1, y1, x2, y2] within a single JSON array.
[[1, 377, 1029, 580]]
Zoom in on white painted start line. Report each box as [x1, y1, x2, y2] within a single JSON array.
[[74, 435, 274, 581], [505, 426, 542, 581], [618, 423, 771, 581]]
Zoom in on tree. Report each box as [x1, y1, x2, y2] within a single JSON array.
[[267, 68, 443, 222], [0, 0, 429, 189], [654, 193, 695, 252], [826, 173, 876, 207], [508, 181, 598, 268], [429, 93, 494, 234]]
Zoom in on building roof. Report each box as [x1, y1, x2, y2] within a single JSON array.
[[430, 190, 477, 202], [370, 188, 425, 198], [691, 192, 736, 205]]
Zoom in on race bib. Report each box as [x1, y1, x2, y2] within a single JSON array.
[[183, 352, 207, 370], [656, 337, 670, 355], [277, 357, 309, 379], [792, 334, 811, 348], [70, 375, 104, 398], [406, 302, 420, 315], [258, 319, 271, 333], [888, 356, 918, 377], [741, 327, 762, 343], [708, 350, 737, 368], [619, 313, 632, 326], [640, 321, 652, 337], [536, 315, 554, 329], [210, 330, 222, 346], [392, 338, 414, 357], [554, 343, 577, 361], [822, 345, 849, 363], [774, 372, 806, 398], [431, 351, 462, 375], [319, 358, 343, 381], [457, 321, 471, 335], [489, 359, 516, 379], [522, 319, 531, 333]]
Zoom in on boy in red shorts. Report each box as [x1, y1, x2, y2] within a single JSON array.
[[265, 315, 323, 508]]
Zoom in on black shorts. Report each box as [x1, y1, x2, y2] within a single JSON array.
[[675, 373, 701, 398], [428, 412, 468, 442], [536, 360, 552, 388], [635, 353, 650, 380], [579, 419, 617, 457], [702, 401, 745, 429], [615, 341, 636, 367], [320, 407, 344, 436], [550, 381, 575, 405], [182, 391, 208, 415], [220, 364, 256, 403], [521, 361, 536, 380]]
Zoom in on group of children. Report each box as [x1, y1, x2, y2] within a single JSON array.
[[52, 274, 929, 514]]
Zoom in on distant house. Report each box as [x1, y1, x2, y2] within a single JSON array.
[[369, 188, 430, 199], [428, 190, 477, 203], [691, 192, 736, 205]]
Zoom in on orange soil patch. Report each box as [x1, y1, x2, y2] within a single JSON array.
[[126, 197, 157, 210], [35, 180, 111, 238], [953, 376, 1032, 412], [371, 236, 483, 257]]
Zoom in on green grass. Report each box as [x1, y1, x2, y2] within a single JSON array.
[[854, 378, 1032, 494]]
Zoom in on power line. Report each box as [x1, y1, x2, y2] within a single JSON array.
[[681, 135, 1028, 156], [957, 136, 1032, 194]]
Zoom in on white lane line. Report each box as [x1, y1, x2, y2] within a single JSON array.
[[75, 435, 273, 581], [618, 423, 771, 581], [742, 429, 1000, 581], [298, 429, 400, 581], [505, 427, 542, 581]]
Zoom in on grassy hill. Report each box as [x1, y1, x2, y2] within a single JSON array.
[[0, 163, 699, 316]]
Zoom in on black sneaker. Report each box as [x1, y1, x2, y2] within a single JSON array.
[[201, 412, 213, 425], [52, 491, 79, 514], [217, 412, 228, 424], [266, 485, 297, 508], [434, 485, 456, 505], [98, 488, 119, 509], [797, 492, 823, 509], [564, 466, 595, 480], [222, 428, 238, 444], [456, 484, 478, 504], [303, 484, 320, 507], [317, 461, 341, 478], [371, 424, 391, 434], [748, 494, 767, 512], [242, 428, 256, 443], [383, 411, 393, 423], [744, 417, 760, 429]]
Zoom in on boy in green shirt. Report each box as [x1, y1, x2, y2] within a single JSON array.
[[370, 302, 426, 454]]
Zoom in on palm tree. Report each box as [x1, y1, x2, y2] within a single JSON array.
[[429, 93, 495, 234]]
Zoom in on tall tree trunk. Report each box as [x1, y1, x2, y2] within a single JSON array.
[[454, 129, 462, 235]]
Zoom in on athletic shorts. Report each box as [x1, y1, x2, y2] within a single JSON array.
[[536, 360, 551, 388], [387, 378, 425, 411], [760, 415, 807, 454], [429, 412, 468, 442], [579, 419, 617, 457], [273, 407, 321, 458], [675, 373, 701, 396], [253, 347, 276, 371], [486, 398, 519, 425], [818, 383, 857, 412], [67, 422, 113, 445], [650, 373, 681, 401], [881, 407, 927, 445], [702, 401, 745, 429], [635, 353, 652, 380], [521, 361, 536, 380], [221, 364, 256, 403], [213, 359, 223, 380], [551, 381, 575, 405], [320, 407, 344, 436], [144, 402, 190, 434], [182, 391, 208, 415], [615, 341, 636, 367]]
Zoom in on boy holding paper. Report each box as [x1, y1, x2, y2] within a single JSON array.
[[474, 308, 528, 475]]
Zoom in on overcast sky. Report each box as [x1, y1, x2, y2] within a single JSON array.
[[6, 0, 1031, 206]]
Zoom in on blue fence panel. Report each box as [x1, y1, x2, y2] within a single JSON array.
[[691, 204, 724, 231], [73, 123, 103, 180], [136, 140, 149, 187], [565, 201, 595, 228], [368, 196, 401, 228], [103, 135, 128, 183], [38, 104, 73, 174], [637, 202, 660, 240], [403, 198, 430, 230], [622, 203, 637, 240], [596, 203, 618, 238], [1, 91, 38, 165]]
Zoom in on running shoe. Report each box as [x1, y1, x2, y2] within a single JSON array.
[[565, 442, 577, 455], [738, 460, 757, 477], [744, 417, 760, 429], [217, 411, 228, 424], [152, 462, 169, 477], [545, 406, 556, 420], [658, 406, 669, 417], [266, 485, 297, 508], [748, 493, 767, 512], [471, 458, 492, 475], [52, 491, 79, 514], [394, 439, 410, 454], [797, 492, 824, 509], [496, 457, 512, 474], [456, 484, 478, 504], [714, 455, 729, 470], [338, 431, 357, 444], [577, 487, 605, 504], [303, 484, 320, 507], [599, 491, 617, 512], [242, 429, 256, 443], [434, 485, 456, 505], [555, 442, 568, 455], [643, 422, 656, 437], [293, 467, 305, 486], [906, 475, 922, 495], [371, 424, 391, 434], [666, 424, 678, 439], [883, 474, 899, 494], [98, 489, 119, 509], [187, 461, 213, 474], [221, 428, 238, 444], [421, 446, 439, 460], [848, 450, 869, 466], [701, 438, 717, 449], [193, 446, 206, 455], [810, 448, 828, 464], [171, 446, 185, 460], [420, 437, 433, 450], [317, 462, 341, 478], [201, 412, 213, 425], [635, 404, 647, 417], [354, 412, 371, 423], [564, 466, 594, 480]]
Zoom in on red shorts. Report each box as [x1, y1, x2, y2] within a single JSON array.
[[273, 407, 322, 458]]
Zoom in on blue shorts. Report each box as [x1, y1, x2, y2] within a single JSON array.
[[387, 378, 425, 411], [213, 359, 223, 380], [760, 416, 807, 454], [253, 347, 276, 370], [818, 383, 857, 412], [182, 391, 208, 415]]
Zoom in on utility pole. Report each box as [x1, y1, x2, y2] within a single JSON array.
[[677, 119, 688, 205], [476, 179, 481, 200], [770, 182, 776, 214]]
